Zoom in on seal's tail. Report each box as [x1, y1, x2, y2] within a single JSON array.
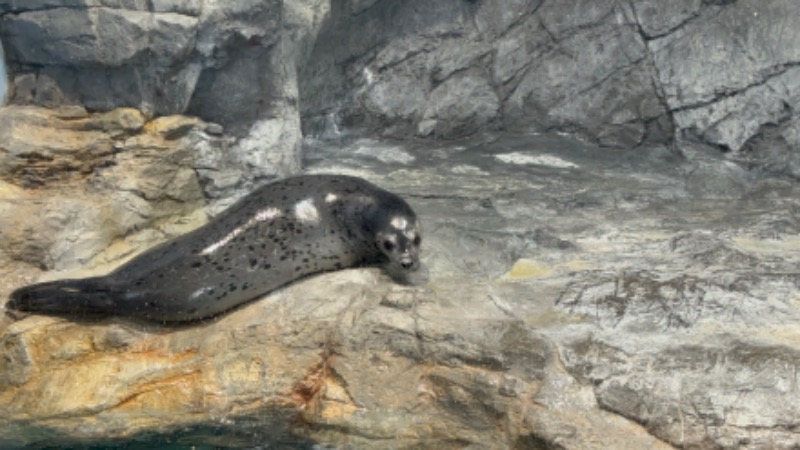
[[7, 277, 117, 316]]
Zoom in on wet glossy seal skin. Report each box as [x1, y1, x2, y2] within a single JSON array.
[[7, 174, 422, 322]]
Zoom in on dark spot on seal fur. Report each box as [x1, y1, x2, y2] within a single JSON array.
[[191, 261, 203, 268]]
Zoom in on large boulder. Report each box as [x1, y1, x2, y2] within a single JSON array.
[[0, 0, 330, 182], [3, 129, 800, 448], [299, 0, 670, 147], [0, 106, 213, 272]]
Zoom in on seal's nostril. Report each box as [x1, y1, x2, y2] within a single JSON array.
[[401, 261, 413, 270]]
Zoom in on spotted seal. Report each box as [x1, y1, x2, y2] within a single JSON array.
[[7, 174, 422, 322]]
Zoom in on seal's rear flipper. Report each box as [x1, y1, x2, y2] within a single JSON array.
[[7, 278, 117, 316]]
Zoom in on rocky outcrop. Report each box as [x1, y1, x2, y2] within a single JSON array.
[[0, 105, 218, 273], [644, 0, 800, 176], [0, 0, 330, 183], [299, 0, 663, 146], [3, 126, 800, 448], [301, 0, 800, 163], [2, 0, 799, 163], [3, 0, 800, 448]]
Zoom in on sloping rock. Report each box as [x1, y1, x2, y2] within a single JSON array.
[[0, 106, 213, 272], [4, 130, 800, 448]]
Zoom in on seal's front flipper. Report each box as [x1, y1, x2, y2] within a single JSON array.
[[7, 277, 118, 317]]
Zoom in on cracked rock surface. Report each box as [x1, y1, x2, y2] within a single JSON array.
[[2, 0, 800, 448], [3, 131, 800, 448], [3, 0, 800, 171]]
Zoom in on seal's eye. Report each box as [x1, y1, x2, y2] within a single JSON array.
[[383, 240, 395, 251], [413, 235, 421, 246]]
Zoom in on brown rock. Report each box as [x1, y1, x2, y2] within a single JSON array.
[[0, 106, 208, 272]]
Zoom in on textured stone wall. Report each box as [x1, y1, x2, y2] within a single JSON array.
[[300, 0, 800, 169], [0, 0, 330, 188], [1, 0, 799, 172], [3, 2, 800, 448]]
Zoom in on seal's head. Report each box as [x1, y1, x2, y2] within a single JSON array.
[[354, 189, 422, 274], [375, 214, 421, 272]]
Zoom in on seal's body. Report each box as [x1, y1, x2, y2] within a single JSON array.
[[8, 175, 421, 322]]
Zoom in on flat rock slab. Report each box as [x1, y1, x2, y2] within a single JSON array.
[[3, 133, 800, 448]]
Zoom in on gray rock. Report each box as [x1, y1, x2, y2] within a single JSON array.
[[4, 0, 800, 446], [535, 0, 629, 39], [364, 73, 428, 121], [3, 8, 197, 66], [0, 0, 296, 143], [473, 0, 543, 37], [636, 0, 800, 173], [0, 106, 208, 271], [2, 0, 800, 164], [506, 21, 664, 147], [5, 129, 800, 447], [632, 0, 703, 37], [419, 73, 499, 138], [2, 7, 199, 116], [650, 1, 800, 108], [300, 0, 673, 147], [736, 116, 800, 179], [151, 0, 201, 15]]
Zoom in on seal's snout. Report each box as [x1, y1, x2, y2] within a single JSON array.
[[398, 255, 419, 271]]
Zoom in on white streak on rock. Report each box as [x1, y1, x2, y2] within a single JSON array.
[[495, 152, 578, 169]]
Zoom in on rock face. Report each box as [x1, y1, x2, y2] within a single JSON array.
[[0, 0, 330, 182], [300, 0, 800, 155], [1, 0, 799, 161], [4, 129, 800, 448], [3, 0, 800, 448], [0, 105, 216, 273]]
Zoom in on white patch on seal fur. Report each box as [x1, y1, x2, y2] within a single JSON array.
[[190, 286, 214, 300], [325, 193, 338, 203], [294, 198, 320, 224], [201, 207, 283, 255], [390, 216, 409, 230], [255, 207, 282, 221]]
